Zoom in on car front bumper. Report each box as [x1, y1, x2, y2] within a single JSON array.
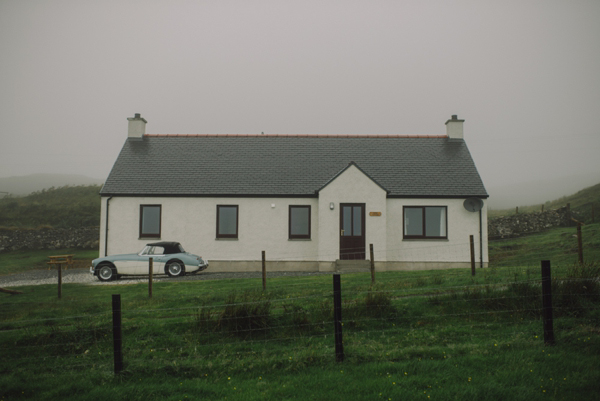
[[189, 262, 208, 274]]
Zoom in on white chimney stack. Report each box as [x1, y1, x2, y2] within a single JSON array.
[[445, 114, 464, 139], [127, 113, 147, 139]]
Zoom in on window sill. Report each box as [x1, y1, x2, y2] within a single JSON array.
[[216, 238, 239, 241], [403, 238, 449, 241], [139, 237, 161, 240], [288, 238, 312, 241]]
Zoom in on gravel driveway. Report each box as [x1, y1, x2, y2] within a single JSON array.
[[0, 268, 336, 288]]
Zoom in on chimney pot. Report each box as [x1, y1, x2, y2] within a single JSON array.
[[452, 114, 458, 120], [135, 113, 141, 118]]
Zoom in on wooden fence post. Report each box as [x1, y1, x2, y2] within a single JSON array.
[[148, 257, 153, 298], [112, 294, 124, 374], [57, 262, 62, 299], [369, 244, 375, 285], [262, 251, 266, 291], [333, 274, 344, 362], [470, 235, 476, 276], [577, 224, 584, 264], [48, 255, 73, 300], [541, 261, 555, 345]]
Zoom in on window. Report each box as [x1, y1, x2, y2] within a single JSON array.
[[217, 205, 238, 238], [289, 205, 311, 239], [342, 204, 363, 236], [140, 205, 161, 238], [403, 206, 447, 239]]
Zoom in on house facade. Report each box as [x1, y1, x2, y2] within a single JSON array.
[[99, 114, 488, 272]]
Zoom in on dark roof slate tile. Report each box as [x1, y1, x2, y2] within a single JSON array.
[[100, 135, 488, 198]]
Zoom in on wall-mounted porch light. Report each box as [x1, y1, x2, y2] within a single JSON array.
[[329, 202, 335, 210]]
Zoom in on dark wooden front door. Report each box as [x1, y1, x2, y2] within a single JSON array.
[[340, 203, 365, 260]]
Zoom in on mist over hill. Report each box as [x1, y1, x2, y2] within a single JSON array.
[[486, 172, 600, 209], [0, 174, 104, 197]]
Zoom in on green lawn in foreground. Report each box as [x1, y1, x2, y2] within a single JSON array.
[[1, 264, 599, 401]]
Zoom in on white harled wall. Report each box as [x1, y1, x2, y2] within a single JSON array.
[[101, 196, 319, 263], [99, 168, 487, 271], [386, 198, 488, 270]]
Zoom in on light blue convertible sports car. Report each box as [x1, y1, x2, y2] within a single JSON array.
[[90, 241, 208, 281]]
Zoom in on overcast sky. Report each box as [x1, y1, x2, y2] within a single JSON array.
[[1, 0, 599, 196]]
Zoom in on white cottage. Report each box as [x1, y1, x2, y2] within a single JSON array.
[[99, 114, 488, 272]]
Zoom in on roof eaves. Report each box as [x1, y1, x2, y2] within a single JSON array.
[[146, 134, 448, 139], [387, 194, 490, 199], [98, 192, 319, 198]]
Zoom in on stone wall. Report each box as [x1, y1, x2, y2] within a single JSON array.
[[488, 206, 573, 239], [0, 227, 99, 253]]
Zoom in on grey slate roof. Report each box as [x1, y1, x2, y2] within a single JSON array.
[[100, 135, 488, 198]]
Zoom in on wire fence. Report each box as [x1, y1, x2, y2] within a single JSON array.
[[1, 221, 598, 389], [2, 260, 598, 380]]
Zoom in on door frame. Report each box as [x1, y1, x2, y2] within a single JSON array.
[[339, 203, 366, 260]]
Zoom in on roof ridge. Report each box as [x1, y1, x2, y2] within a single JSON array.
[[145, 134, 448, 138]]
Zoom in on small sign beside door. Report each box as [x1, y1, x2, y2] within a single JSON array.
[[369, 212, 382, 216]]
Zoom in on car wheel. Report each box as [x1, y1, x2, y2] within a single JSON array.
[[166, 261, 185, 277], [98, 264, 116, 281]]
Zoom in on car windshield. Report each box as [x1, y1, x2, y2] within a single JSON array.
[[139, 246, 165, 255], [139, 243, 185, 255]]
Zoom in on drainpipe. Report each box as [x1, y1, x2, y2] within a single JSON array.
[[479, 209, 483, 268], [104, 197, 112, 257]]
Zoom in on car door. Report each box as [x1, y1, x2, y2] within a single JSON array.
[[113, 253, 145, 275], [149, 246, 168, 274], [135, 246, 166, 274]]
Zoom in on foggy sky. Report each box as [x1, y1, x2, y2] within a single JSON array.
[[1, 0, 599, 195]]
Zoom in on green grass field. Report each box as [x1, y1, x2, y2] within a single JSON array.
[[1, 259, 599, 400], [1, 223, 599, 400], [0, 248, 98, 276], [489, 223, 600, 267]]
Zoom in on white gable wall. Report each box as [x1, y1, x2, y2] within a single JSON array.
[[317, 164, 388, 262]]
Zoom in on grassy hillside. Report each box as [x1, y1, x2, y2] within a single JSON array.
[[0, 173, 104, 196], [0, 185, 101, 229], [488, 182, 600, 221], [489, 223, 600, 267]]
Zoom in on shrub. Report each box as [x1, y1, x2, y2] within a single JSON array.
[[344, 287, 396, 328], [217, 292, 271, 337], [195, 305, 215, 333], [554, 262, 600, 315], [364, 289, 394, 318]]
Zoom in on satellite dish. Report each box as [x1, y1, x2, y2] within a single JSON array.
[[463, 197, 484, 212]]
